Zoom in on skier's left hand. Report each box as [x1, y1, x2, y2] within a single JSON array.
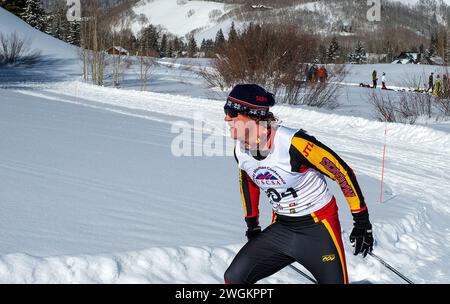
[[350, 225, 373, 257], [350, 209, 373, 257]]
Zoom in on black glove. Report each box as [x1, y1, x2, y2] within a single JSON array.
[[245, 226, 261, 241], [349, 210, 374, 257], [244, 217, 261, 241]]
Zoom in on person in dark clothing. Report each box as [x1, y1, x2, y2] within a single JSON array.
[[428, 72, 434, 93], [310, 64, 318, 82], [223, 84, 374, 284]]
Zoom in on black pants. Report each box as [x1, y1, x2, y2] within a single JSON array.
[[224, 214, 348, 284]]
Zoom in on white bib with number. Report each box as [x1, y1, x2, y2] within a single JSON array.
[[235, 126, 332, 217]]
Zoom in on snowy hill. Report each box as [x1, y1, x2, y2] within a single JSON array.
[[127, 0, 450, 43], [0, 7, 76, 59], [130, 0, 236, 40]]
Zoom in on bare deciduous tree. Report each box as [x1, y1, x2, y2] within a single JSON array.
[[137, 50, 156, 91], [78, 0, 111, 86], [199, 23, 344, 108], [0, 32, 41, 66]]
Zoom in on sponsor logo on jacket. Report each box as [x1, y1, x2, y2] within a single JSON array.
[[320, 157, 356, 197]]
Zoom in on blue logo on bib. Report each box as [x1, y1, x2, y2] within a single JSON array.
[[256, 171, 278, 180]]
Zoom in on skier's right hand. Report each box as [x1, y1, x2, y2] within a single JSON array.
[[245, 226, 261, 241]]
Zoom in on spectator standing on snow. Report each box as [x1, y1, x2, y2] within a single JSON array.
[[433, 75, 441, 97], [381, 72, 387, 90], [309, 64, 318, 82], [318, 65, 328, 83], [428, 72, 434, 93], [372, 70, 377, 89], [304, 64, 311, 82]]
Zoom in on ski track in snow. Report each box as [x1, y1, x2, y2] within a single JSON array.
[[1, 81, 449, 283]]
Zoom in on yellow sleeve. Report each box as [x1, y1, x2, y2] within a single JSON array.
[[290, 131, 367, 213]]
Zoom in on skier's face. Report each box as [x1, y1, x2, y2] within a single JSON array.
[[224, 113, 258, 145]]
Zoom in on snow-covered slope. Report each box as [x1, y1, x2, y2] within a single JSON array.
[[131, 0, 235, 40], [0, 7, 76, 59], [1, 77, 450, 283]]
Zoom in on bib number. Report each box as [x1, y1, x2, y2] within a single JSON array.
[[265, 187, 298, 202]]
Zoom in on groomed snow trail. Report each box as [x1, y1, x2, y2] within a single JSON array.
[[1, 81, 449, 283]]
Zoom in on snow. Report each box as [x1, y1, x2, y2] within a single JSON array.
[[131, 0, 235, 42], [2, 74, 450, 283], [1, 5, 450, 284], [0, 7, 77, 59]]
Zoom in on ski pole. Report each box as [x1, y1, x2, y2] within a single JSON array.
[[289, 264, 317, 284], [368, 252, 414, 284]]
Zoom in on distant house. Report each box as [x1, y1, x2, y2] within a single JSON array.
[[392, 52, 420, 64], [105, 46, 129, 56]]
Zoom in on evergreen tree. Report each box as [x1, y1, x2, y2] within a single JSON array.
[[167, 41, 174, 58], [228, 22, 238, 46], [140, 25, 160, 53], [430, 30, 439, 55], [60, 15, 71, 42], [200, 39, 207, 51], [179, 39, 187, 57], [68, 21, 81, 46], [200, 38, 214, 58], [188, 35, 198, 57], [21, 0, 47, 32], [214, 28, 226, 52], [170, 37, 186, 57], [348, 40, 367, 64], [46, 4, 71, 43], [326, 36, 340, 63], [160, 34, 168, 57], [0, 0, 27, 18]]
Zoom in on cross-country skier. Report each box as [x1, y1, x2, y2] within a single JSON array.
[[223, 84, 374, 284]]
